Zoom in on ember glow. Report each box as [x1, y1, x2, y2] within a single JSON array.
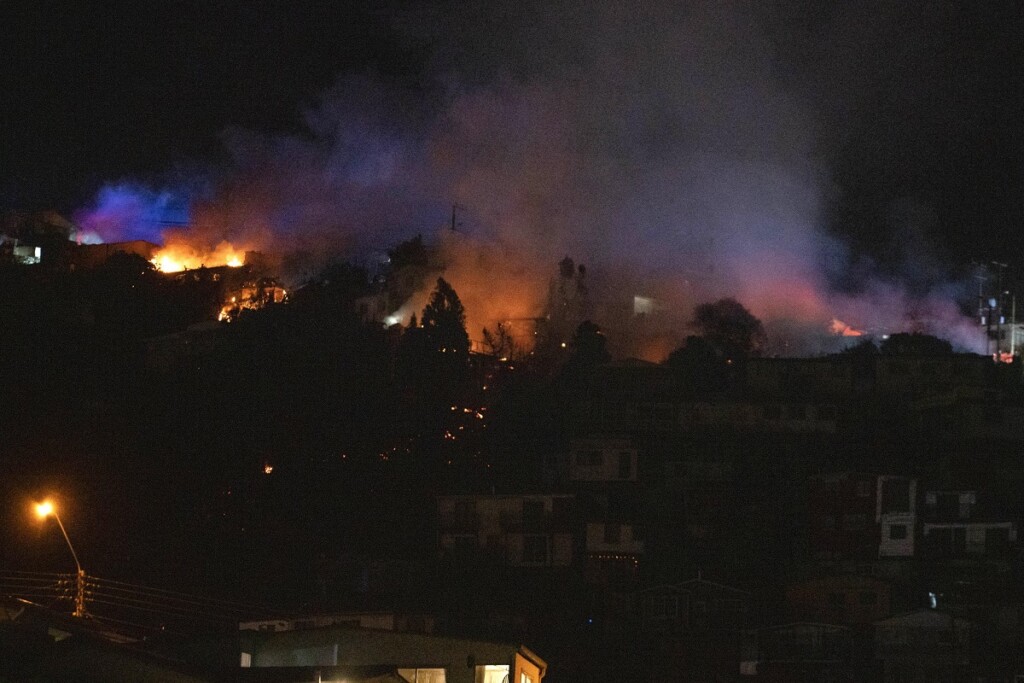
[[151, 240, 246, 273]]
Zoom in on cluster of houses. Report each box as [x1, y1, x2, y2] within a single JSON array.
[[436, 353, 1024, 681]]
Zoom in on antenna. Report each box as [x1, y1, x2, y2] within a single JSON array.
[[450, 203, 466, 232]]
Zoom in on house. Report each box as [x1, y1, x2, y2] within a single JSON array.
[[745, 356, 857, 398], [437, 494, 576, 568], [679, 399, 839, 435], [808, 472, 916, 561], [583, 520, 643, 588], [785, 574, 893, 625], [638, 576, 752, 682], [740, 622, 858, 682], [575, 359, 677, 434], [0, 597, 215, 682], [808, 472, 883, 561], [69, 240, 159, 269], [909, 386, 1024, 441], [237, 626, 546, 683], [877, 475, 916, 558], [240, 612, 435, 635], [874, 354, 991, 398], [919, 488, 1017, 559], [638, 576, 751, 635], [873, 609, 972, 683], [568, 437, 638, 483]]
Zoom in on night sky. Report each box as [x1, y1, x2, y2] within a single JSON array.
[[1, 1, 1021, 269]]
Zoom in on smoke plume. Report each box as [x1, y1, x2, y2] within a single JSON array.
[[75, 0, 986, 357]]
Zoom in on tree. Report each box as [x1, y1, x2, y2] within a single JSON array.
[[666, 335, 725, 395], [879, 332, 952, 356], [568, 320, 611, 368], [482, 322, 519, 361], [692, 298, 766, 359], [421, 277, 469, 357]]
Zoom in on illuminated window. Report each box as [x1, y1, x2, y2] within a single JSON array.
[[476, 664, 509, 683], [398, 668, 447, 682]]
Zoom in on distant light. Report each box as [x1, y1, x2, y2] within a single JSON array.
[[384, 315, 401, 327], [263, 464, 274, 475]]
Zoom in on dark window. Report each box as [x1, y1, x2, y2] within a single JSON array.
[[856, 480, 873, 498], [618, 452, 633, 479], [952, 527, 967, 554], [936, 493, 959, 517], [985, 526, 1010, 553], [842, 513, 868, 531], [889, 524, 908, 540], [453, 535, 477, 553], [822, 515, 837, 531], [859, 591, 878, 605], [828, 592, 844, 606], [764, 405, 781, 420], [522, 500, 544, 523], [551, 497, 571, 521], [818, 405, 838, 420], [785, 404, 807, 420], [522, 535, 548, 563], [576, 449, 603, 466], [453, 500, 476, 527], [881, 478, 911, 513], [604, 523, 621, 544], [644, 595, 678, 620]]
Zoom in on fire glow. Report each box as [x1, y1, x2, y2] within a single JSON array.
[[151, 240, 246, 273]]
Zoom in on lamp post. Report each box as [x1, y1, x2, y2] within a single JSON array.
[[34, 500, 87, 617]]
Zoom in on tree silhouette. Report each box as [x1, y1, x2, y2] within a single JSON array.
[[421, 277, 469, 357], [879, 332, 952, 356], [692, 298, 766, 359]]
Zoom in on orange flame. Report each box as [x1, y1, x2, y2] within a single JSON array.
[[152, 240, 246, 272], [829, 318, 864, 337]]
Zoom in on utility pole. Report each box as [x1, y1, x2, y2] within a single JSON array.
[[450, 203, 465, 232], [993, 262, 1008, 357]]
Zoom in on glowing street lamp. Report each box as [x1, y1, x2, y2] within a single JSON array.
[[34, 499, 87, 617]]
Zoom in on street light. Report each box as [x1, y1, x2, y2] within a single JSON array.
[[34, 499, 87, 617]]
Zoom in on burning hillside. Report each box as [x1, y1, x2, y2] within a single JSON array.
[[151, 239, 246, 273], [65, 3, 992, 359]]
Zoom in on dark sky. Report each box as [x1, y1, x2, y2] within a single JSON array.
[[1, 0, 1020, 266]]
